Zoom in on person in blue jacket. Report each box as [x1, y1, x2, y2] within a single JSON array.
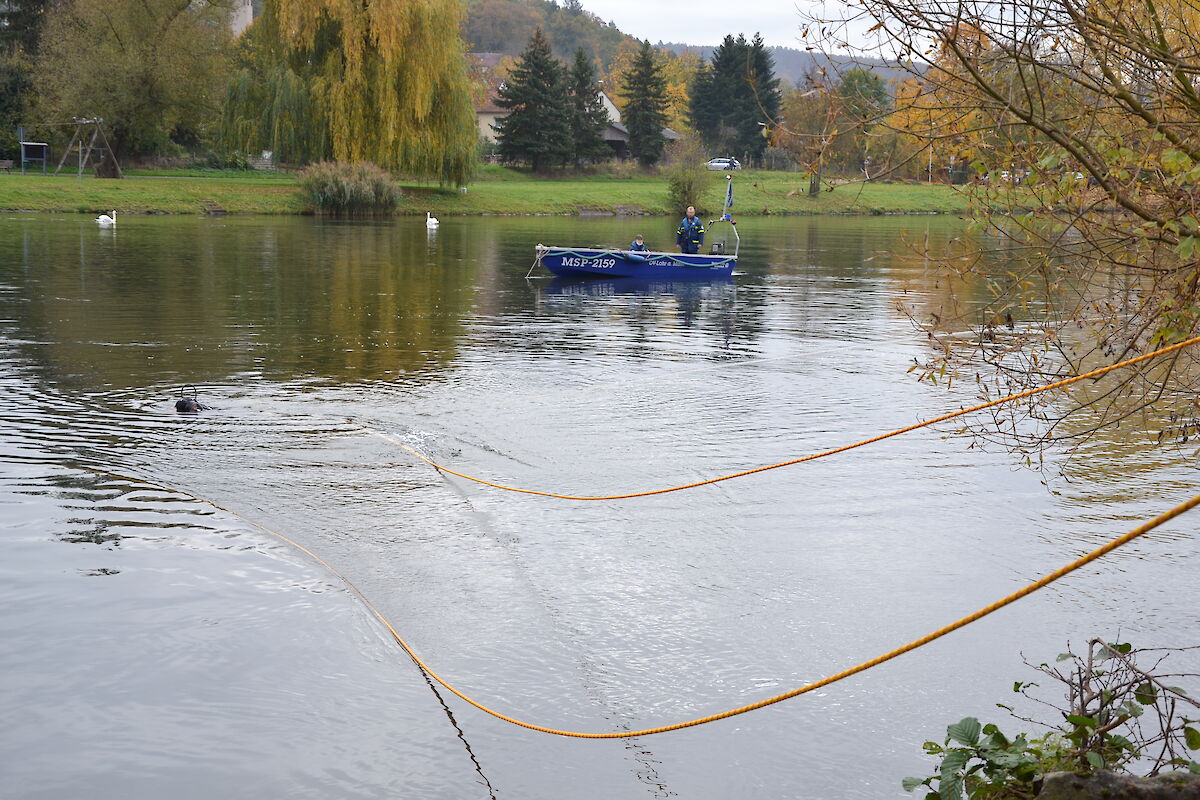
[[629, 234, 648, 251], [676, 206, 705, 254]]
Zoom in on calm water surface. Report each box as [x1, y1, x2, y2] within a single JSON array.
[[1, 213, 1197, 799]]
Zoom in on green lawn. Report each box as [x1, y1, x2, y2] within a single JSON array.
[[0, 170, 304, 214], [0, 165, 971, 216]]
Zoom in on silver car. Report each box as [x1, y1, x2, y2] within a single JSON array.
[[705, 157, 742, 171]]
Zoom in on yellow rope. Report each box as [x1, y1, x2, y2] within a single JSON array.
[[392, 491, 1200, 738], [76, 464, 1200, 739], [367, 335, 1200, 501]]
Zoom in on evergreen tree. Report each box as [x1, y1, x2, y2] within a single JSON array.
[[688, 61, 719, 147], [620, 40, 668, 167], [494, 28, 572, 171], [747, 34, 782, 157], [566, 48, 611, 166], [688, 33, 780, 163], [689, 35, 744, 155]]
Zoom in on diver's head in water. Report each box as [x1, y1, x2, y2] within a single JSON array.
[[175, 397, 202, 413], [175, 385, 211, 413]]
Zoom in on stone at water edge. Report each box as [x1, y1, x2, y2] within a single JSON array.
[[1037, 770, 1200, 800]]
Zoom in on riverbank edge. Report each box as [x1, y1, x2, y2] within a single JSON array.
[[0, 207, 968, 217], [0, 171, 974, 217]]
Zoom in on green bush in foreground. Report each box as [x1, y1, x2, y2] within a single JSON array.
[[904, 641, 1200, 800], [298, 161, 400, 215]]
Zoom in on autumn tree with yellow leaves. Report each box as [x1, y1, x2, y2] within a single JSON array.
[[807, 0, 1200, 453], [223, 0, 477, 184], [881, 23, 1061, 183], [774, 76, 844, 194], [604, 41, 697, 133]]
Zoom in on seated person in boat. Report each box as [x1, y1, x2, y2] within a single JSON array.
[[629, 235, 649, 251], [676, 207, 705, 254]]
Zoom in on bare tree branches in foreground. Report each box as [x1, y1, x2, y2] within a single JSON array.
[[801, 0, 1200, 460]]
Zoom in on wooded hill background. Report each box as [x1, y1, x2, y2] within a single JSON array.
[[462, 0, 899, 84]]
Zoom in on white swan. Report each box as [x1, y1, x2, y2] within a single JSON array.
[[426, 211, 439, 228], [95, 210, 116, 227]]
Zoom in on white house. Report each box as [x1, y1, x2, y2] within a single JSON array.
[[472, 69, 680, 159], [475, 86, 630, 151]]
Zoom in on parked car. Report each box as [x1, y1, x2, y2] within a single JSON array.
[[705, 157, 741, 171], [986, 169, 1030, 184]]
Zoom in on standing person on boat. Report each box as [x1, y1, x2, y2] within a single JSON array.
[[629, 234, 649, 251], [676, 206, 705, 254]]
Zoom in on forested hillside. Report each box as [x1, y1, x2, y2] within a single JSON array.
[[661, 43, 909, 87], [462, 0, 904, 87], [463, 0, 634, 65]]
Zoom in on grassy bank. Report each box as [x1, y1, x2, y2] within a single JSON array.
[[0, 164, 970, 216], [0, 170, 304, 214]]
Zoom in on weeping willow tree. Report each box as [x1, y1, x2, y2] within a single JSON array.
[[222, 0, 477, 184]]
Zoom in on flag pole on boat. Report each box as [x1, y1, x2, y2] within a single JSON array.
[[709, 174, 739, 258]]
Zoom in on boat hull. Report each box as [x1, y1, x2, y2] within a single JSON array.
[[536, 246, 735, 280]]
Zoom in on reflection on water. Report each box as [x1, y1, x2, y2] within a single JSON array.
[[1, 213, 1197, 800], [543, 276, 734, 295]]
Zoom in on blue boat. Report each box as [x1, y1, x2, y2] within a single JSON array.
[[533, 177, 740, 281], [534, 244, 736, 280]]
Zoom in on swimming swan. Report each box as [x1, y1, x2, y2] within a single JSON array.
[[426, 211, 439, 228], [95, 210, 116, 227]]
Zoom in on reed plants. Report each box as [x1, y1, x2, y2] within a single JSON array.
[[298, 161, 400, 215]]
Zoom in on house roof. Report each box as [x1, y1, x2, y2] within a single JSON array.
[[475, 87, 506, 114], [472, 87, 674, 143], [605, 123, 629, 143], [600, 93, 621, 126]]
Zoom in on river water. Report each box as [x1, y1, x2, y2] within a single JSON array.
[[1, 213, 1196, 799]]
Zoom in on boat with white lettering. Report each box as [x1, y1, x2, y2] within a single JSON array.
[[533, 243, 736, 279], [532, 176, 740, 280]]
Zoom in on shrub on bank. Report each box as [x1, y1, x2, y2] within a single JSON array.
[[298, 161, 400, 215], [904, 640, 1200, 800], [662, 135, 714, 216]]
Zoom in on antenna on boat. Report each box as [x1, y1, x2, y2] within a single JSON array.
[[707, 175, 739, 258]]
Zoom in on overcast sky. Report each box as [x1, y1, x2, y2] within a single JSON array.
[[579, 0, 813, 49]]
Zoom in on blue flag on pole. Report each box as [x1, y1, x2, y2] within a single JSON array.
[[725, 178, 734, 210]]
